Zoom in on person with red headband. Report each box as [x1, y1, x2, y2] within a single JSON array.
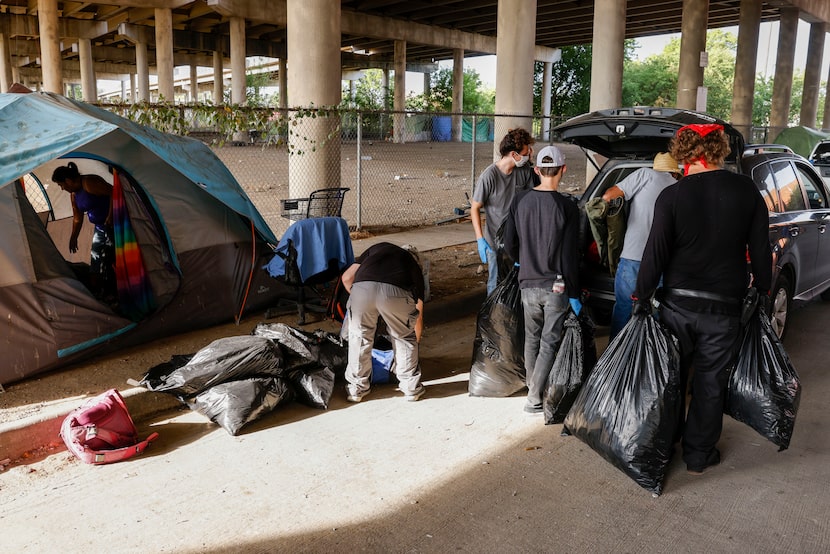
[[633, 123, 772, 476]]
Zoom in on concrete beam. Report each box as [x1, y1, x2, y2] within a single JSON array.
[[206, 0, 286, 23], [117, 22, 283, 58], [789, 0, 830, 24], [207, 0, 558, 62], [67, 42, 228, 67], [0, 12, 108, 39]]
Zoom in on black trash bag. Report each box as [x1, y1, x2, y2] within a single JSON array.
[[543, 309, 597, 425], [725, 308, 801, 451], [468, 266, 526, 397], [188, 376, 294, 436], [252, 323, 348, 376], [139, 336, 284, 397], [494, 220, 514, 288], [286, 367, 336, 409], [563, 313, 682, 496]]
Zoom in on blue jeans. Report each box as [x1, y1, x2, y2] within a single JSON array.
[[521, 287, 569, 406], [610, 258, 639, 340]]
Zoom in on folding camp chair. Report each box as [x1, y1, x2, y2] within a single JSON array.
[[264, 216, 354, 324]]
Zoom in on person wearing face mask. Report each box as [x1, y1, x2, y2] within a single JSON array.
[[470, 128, 538, 295]]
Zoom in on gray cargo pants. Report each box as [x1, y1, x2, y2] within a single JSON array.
[[345, 281, 422, 395]]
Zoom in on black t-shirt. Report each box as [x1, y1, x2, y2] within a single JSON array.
[[354, 242, 425, 302], [636, 170, 772, 311]]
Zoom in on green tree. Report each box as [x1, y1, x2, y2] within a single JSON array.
[[702, 29, 738, 119], [344, 69, 391, 111], [623, 39, 678, 108], [408, 67, 495, 113], [547, 44, 592, 118]]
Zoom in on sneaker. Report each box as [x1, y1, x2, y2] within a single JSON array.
[[523, 403, 543, 414], [686, 448, 721, 475], [404, 385, 425, 402], [346, 387, 371, 403]]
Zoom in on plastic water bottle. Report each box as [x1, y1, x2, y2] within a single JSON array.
[[552, 274, 565, 294]]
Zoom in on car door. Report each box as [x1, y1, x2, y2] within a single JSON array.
[[794, 161, 830, 295], [770, 160, 820, 294]]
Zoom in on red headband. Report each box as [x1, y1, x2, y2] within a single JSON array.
[[677, 123, 724, 137]]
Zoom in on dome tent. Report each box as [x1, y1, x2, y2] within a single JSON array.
[[0, 91, 283, 386]]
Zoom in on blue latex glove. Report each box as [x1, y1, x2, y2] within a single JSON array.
[[514, 262, 520, 267], [569, 298, 582, 315], [476, 237, 492, 263]]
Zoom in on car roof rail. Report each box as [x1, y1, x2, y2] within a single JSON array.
[[744, 144, 794, 156]]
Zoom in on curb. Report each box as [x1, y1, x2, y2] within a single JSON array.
[[0, 287, 486, 464], [0, 386, 183, 464]]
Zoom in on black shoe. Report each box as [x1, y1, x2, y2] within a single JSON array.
[[687, 448, 721, 475]]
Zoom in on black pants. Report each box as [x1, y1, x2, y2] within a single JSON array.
[[659, 301, 741, 468]]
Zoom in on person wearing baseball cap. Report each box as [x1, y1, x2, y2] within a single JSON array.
[[503, 144, 581, 415], [601, 152, 680, 339]]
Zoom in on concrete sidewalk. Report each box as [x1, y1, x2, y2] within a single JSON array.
[[0, 221, 476, 464]]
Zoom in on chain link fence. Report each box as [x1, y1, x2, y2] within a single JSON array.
[[99, 103, 565, 238]]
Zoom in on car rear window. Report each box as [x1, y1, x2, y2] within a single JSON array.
[[753, 163, 781, 212], [772, 161, 806, 212]]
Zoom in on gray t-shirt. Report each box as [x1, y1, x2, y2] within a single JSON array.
[[472, 163, 537, 246], [617, 168, 676, 261]]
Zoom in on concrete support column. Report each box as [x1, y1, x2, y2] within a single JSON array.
[[393, 40, 406, 143], [190, 64, 198, 102], [730, 0, 761, 141], [121, 79, 127, 101], [129, 73, 136, 102], [279, 57, 287, 108], [155, 8, 175, 101], [541, 61, 552, 141], [230, 17, 246, 105], [423, 71, 431, 99], [452, 48, 464, 142], [799, 22, 826, 129], [287, 0, 342, 196], [677, 0, 709, 110], [0, 33, 14, 91], [78, 38, 96, 102], [37, 0, 62, 94], [213, 51, 224, 104], [590, 0, 626, 111], [769, 8, 799, 142], [493, 0, 537, 160], [136, 42, 149, 102]]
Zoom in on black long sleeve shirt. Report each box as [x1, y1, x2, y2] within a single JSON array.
[[636, 170, 772, 311], [503, 188, 580, 297]]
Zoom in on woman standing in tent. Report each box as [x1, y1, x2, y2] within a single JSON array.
[[52, 162, 116, 302]]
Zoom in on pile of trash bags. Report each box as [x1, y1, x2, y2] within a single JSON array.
[[140, 323, 347, 435]]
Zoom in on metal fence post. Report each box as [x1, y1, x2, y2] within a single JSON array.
[[356, 111, 363, 229], [471, 114, 477, 195]]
